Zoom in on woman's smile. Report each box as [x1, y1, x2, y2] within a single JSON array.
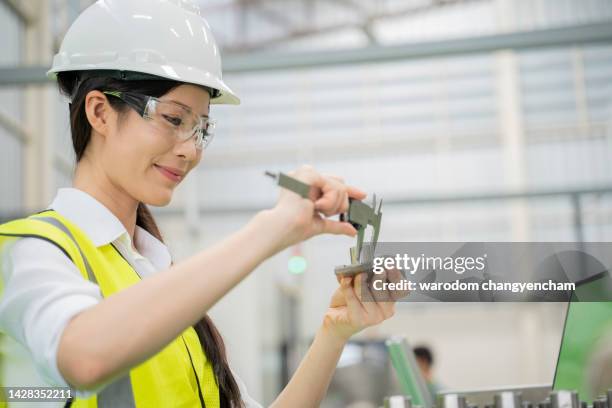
[[154, 164, 185, 183]]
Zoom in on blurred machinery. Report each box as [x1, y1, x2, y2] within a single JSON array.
[[381, 272, 612, 407], [553, 274, 612, 398], [328, 340, 399, 408], [384, 366, 612, 408], [439, 388, 612, 408], [383, 389, 612, 408]]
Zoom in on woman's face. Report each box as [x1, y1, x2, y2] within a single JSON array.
[[98, 84, 210, 206]]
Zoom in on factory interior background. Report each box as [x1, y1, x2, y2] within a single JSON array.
[[1, 0, 612, 406]]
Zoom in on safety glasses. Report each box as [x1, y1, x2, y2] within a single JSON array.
[[102, 90, 215, 150]]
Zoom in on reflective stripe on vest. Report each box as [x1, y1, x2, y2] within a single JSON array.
[[0, 210, 220, 408]]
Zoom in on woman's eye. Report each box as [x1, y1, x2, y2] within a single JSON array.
[[162, 115, 183, 127]]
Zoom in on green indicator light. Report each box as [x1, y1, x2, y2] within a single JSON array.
[[288, 255, 307, 274]]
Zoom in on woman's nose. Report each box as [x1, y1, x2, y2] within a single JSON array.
[[173, 136, 199, 161]]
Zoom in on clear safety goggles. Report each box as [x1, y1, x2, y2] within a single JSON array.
[[102, 90, 215, 150]]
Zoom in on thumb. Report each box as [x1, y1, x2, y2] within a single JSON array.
[[321, 219, 358, 236], [329, 286, 346, 308]]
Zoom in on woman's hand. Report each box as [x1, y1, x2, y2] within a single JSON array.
[[269, 268, 405, 408], [268, 165, 367, 252], [321, 268, 407, 343]]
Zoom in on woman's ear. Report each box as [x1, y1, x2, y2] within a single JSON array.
[[84, 90, 113, 137]]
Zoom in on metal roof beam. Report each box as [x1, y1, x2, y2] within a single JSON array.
[[225, 0, 485, 52], [1, 22, 612, 83]]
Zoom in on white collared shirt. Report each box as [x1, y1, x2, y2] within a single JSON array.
[[0, 188, 262, 407]]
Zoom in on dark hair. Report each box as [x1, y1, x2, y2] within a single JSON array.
[[57, 71, 243, 407], [413, 345, 434, 366]]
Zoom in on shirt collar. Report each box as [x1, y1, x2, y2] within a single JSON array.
[[133, 225, 173, 268], [49, 188, 172, 269]]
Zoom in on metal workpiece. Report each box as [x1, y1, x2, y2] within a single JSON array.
[[538, 398, 552, 408], [550, 391, 580, 408], [335, 241, 378, 276], [384, 396, 413, 408], [334, 261, 373, 277], [592, 398, 607, 408], [410, 389, 612, 408], [442, 394, 469, 408], [495, 392, 523, 408]]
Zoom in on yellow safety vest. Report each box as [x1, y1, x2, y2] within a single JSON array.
[[0, 210, 220, 408]]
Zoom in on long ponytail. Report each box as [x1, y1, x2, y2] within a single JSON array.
[[136, 203, 243, 407]]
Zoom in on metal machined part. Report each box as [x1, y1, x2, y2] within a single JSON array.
[[593, 398, 607, 408], [495, 392, 523, 408], [384, 396, 413, 408], [442, 394, 468, 408], [538, 399, 551, 408], [334, 261, 373, 277], [336, 243, 380, 276], [550, 391, 580, 408]]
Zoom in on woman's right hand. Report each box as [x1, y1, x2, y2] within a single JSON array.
[[267, 165, 367, 252]]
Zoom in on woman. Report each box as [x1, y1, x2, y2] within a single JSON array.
[[0, 1, 398, 407]]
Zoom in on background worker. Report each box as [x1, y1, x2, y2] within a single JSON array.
[[414, 345, 444, 397]]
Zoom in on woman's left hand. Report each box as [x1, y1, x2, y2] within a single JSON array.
[[268, 269, 407, 407], [322, 268, 407, 342]]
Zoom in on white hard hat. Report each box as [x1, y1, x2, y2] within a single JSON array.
[[48, 0, 240, 105]]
